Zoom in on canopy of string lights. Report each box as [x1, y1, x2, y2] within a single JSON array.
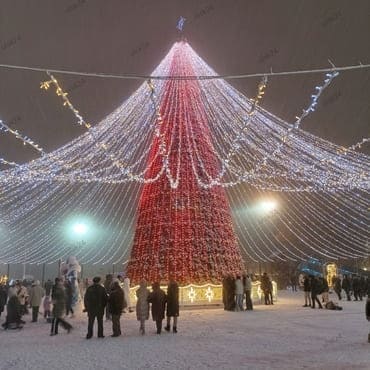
[[0, 42, 369, 271]]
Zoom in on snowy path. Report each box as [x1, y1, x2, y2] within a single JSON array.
[[0, 291, 368, 370]]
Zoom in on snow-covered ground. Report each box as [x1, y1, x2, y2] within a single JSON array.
[[0, 291, 369, 370]]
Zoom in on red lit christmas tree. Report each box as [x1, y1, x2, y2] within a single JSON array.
[[127, 43, 243, 284]]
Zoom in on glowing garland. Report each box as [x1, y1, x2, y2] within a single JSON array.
[[0, 41, 368, 266], [0, 118, 45, 168]]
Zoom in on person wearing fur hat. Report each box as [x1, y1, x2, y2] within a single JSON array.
[[84, 276, 108, 339], [29, 280, 45, 322]]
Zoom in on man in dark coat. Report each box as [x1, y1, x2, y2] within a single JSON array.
[[352, 276, 361, 301], [310, 276, 323, 309], [222, 275, 236, 311], [108, 281, 125, 337], [342, 275, 351, 301], [359, 276, 366, 301], [165, 279, 179, 333], [147, 282, 167, 334], [84, 276, 108, 339], [333, 276, 342, 300], [261, 273, 271, 305]]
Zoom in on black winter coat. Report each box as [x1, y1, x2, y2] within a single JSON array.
[[6, 296, 22, 323], [303, 277, 311, 292], [0, 287, 7, 313], [84, 283, 108, 315], [311, 277, 321, 295], [166, 281, 179, 317], [342, 277, 351, 291], [334, 278, 341, 292], [109, 286, 125, 315], [148, 287, 167, 321]]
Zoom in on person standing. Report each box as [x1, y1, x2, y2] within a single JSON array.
[[352, 276, 360, 301], [321, 277, 329, 304], [303, 275, 312, 307], [359, 276, 366, 301], [136, 280, 150, 335], [0, 284, 7, 318], [243, 274, 253, 311], [64, 280, 74, 318], [16, 281, 29, 316], [147, 282, 167, 334], [2, 289, 23, 330], [165, 279, 179, 333], [234, 276, 244, 311], [44, 279, 53, 296], [333, 276, 342, 300], [43, 295, 52, 321], [108, 281, 124, 337], [123, 276, 133, 313], [310, 276, 323, 309], [268, 277, 274, 305], [261, 273, 271, 305], [50, 278, 72, 336], [84, 276, 108, 339], [342, 275, 351, 301], [366, 291, 370, 343], [290, 274, 298, 292], [29, 280, 44, 322], [104, 274, 113, 320]]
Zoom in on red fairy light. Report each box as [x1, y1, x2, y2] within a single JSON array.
[[127, 43, 243, 284]]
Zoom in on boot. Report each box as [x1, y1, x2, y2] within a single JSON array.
[[173, 326, 177, 333], [164, 325, 170, 332]]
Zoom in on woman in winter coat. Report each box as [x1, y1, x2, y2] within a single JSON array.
[[165, 279, 179, 333], [2, 289, 23, 330], [136, 280, 150, 335], [50, 278, 72, 336], [147, 282, 167, 334]]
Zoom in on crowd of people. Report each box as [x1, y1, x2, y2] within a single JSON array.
[[0, 274, 180, 338], [222, 272, 274, 311], [1, 271, 369, 340], [301, 273, 370, 310]]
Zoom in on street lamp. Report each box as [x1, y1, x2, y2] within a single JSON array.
[[73, 223, 88, 235], [260, 200, 278, 214]]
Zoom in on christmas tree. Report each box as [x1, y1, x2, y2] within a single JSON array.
[[127, 42, 243, 284]]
